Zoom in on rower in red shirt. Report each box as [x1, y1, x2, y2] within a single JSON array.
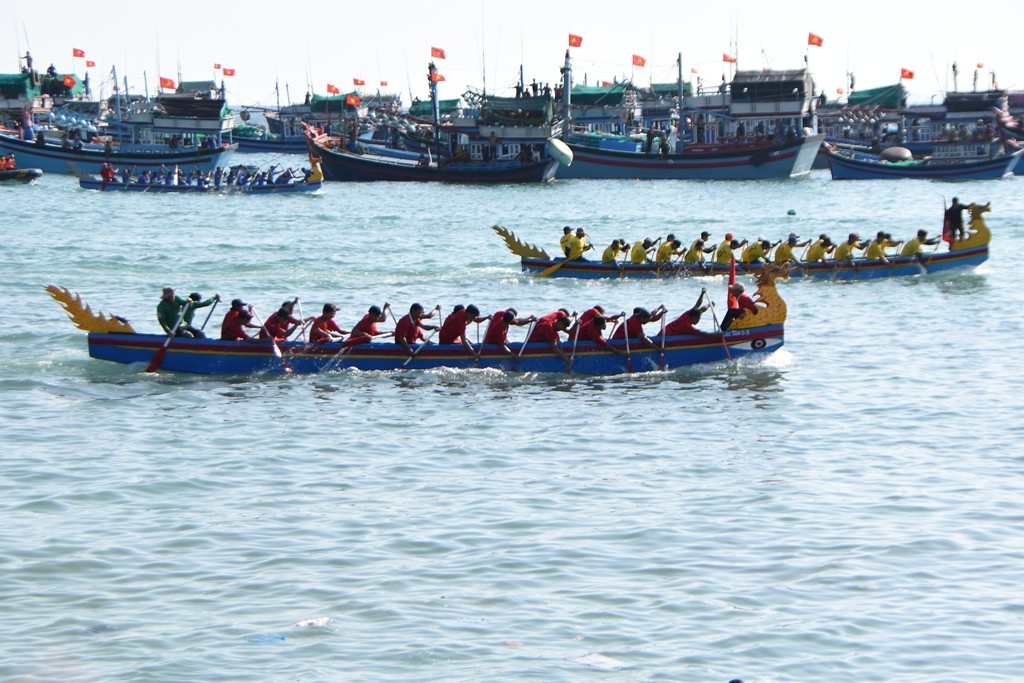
[[576, 316, 628, 357], [663, 292, 714, 337], [259, 299, 304, 340], [610, 305, 666, 349], [394, 303, 439, 354], [343, 303, 390, 347], [310, 303, 348, 343], [527, 310, 572, 365], [482, 307, 535, 355], [439, 304, 491, 358], [221, 298, 260, 341], [720, 283, 759, 331]]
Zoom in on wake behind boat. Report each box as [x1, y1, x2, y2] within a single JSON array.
[[46, 276, 788, 376]]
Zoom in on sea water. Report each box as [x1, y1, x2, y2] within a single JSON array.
[[1, 161, 1022, 682]]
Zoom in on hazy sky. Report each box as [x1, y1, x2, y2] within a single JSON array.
[[6, 1, 1018, 109]]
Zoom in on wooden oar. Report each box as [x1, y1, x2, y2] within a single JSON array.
[[537, 254, 577, 278], [295, 299, 308, 342], [200, 297, 220, 331], [513, 320, 537, 370], [401, 328, 439, 369], [622, 314, 632, 373], [707, 300, 734, 363], [568, 314, 581, 377], [146, 302, 192, 372], [249, 306, 293, 373], [658, 307, 667, 371]]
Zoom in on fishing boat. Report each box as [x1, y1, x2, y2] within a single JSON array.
[[554, 51, 823, 180], [0, 166, 42, 183], [71, 155, 323, 194], [307, 62, 568, 183], [0, 75, 237, 175], [45, 274, 787, 376], [828, 142, 1021, 180], [494, 203, 992, 281], [232, 126, 307, 154]]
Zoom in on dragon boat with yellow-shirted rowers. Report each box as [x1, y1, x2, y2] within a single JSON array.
[[45, 276, 788, 376], [493, 203, 992, 282]]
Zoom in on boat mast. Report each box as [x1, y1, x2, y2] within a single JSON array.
[[677, 53, 684, 106], [560, 50, 572, 141], [113, 65, 123, 124], [428, 61, 440, 145]]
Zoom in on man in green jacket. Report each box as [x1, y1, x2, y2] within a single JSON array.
[[157, 287, 219, 338]]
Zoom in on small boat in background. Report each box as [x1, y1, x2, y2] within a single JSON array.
[[828, 141, 1021, 180], [0, 167, 43, 183], [72, 155, 323, 194]]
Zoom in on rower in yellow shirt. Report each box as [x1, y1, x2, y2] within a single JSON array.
[[863, 230, 902, 264], [558, 226, 573, 256], [899, 229, 942, 260], [630, 238, 658, 264], [834, 232, 868, 264], [805, 234, 834, 263], [740, 236, 778, 264], [655, 238, 683, 264], [773, 233, 810, 264], [714, 233, 747, 265], [602, 239, 625, 263]]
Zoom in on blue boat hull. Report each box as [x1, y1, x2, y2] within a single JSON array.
[[828, 149, 1021, 179], [557, 135, 823, 180], [521, 246, 988, 280], [86, 327, 784, 376], [234, 135, 307, 154], [309, 136, 560, 183], [0, 134, 237, 175], [77, 176, 322, 194]]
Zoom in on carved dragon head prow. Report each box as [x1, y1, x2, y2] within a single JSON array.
[[46, 285, 136, 334], [491, 225, 551, 260]]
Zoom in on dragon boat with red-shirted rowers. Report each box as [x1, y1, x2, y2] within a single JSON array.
[[45, 278, 788, 376], [493, 203, 992, 282]]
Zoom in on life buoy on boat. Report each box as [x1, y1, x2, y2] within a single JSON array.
[[547, 138, 573, 167]]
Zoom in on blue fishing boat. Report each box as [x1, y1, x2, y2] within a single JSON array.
[[0, 75, 237, 174], [555, 51, 823, 180], [46, 277, 787, 376], [828, 143, 1021, 179]]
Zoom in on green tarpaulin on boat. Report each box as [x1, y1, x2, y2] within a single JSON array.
[[570, 83, 628, 106], [310, 93, 360, 113], [408, 99, 461, 117], [847, 84, 904, 108]]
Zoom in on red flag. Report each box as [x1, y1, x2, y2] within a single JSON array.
[[632, 54, 646, 67], [72, 48, 85, 58], [900, 68, 914, 79], [353, 78, 365, 86], [159, 76, 175, 90], [346, 94, 360, 106], [86, 60, 96, 68], [63, 75, 77, 88], [380, 80, 388, 87], [690, 67, 698, 74], [326, 83, 340, 95], [222, 68, 235, 76], [976, 62, 984, 69], [601, 80, 614, 87], [836, 87, 844, 94], [431, 46, 446, 59], [214, 63, 221, 70], [430, 72, 445, 82], [807, 32, 823, 47], [568, 34, 583, 48], [723, 53, 737, 64]]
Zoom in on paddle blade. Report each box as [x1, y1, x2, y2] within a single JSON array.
[[146, 346, 169, 373], [537, 260, 566, 278]]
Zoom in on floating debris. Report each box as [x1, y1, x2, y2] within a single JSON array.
[[571, 653, 628, 670]]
